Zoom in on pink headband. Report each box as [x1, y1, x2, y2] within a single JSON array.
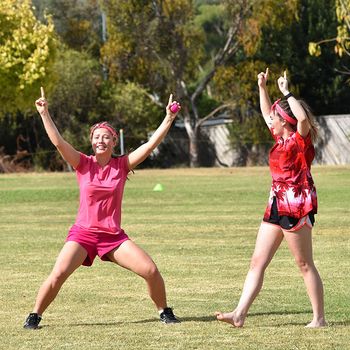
[[271, 99, 297, 126], [90, 122, 118, 140]]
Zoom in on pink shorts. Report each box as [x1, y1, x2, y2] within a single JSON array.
[[66, 225, 130, 266]]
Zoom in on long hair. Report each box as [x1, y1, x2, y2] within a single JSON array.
[[277, 99, 318, 143]]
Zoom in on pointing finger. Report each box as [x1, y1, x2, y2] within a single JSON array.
[[265, 67, 269, 78], [40, 86, 45, 99], [168, 94, 173, 106], [283, 71, 287, 80]]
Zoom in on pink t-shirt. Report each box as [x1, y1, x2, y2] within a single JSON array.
[[74, 153, 129, 234]]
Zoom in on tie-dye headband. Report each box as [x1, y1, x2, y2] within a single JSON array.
[[271, 99, 297, 126], [90, 122, 118, 140]]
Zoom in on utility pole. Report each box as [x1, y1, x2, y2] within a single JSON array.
[[101, 9, 108, 80]]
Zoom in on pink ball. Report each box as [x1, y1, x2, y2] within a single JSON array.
[[170, 103, 180, 113]]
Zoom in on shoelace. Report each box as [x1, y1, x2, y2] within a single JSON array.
[[164, 309, 175, 317], [28, 314, 40, 323]]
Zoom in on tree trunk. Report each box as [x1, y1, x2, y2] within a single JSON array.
[[183, 114, 200, 167], [188, 133, 200, 167]]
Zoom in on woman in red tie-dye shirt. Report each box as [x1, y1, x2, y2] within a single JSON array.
[[216, 69, 326, 328]]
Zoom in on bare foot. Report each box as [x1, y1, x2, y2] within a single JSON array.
[[305, 319, 327, 328], [215, 310, 245, 327]]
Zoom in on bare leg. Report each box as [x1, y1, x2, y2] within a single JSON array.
[[33, 241, 87, 315], [283, 226, 326, 328], [216, 223, 283, 327], [106, 240, 167, 310]]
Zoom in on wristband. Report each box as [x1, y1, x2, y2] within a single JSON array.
[[283, 92, 293, 99]]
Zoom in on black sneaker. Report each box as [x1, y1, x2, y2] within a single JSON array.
[[23, 313, 42, 329], [160, 307, 180, 324]]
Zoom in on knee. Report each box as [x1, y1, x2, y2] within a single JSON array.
[[249, 255, 269, 272], [295, 258, 313, 274], [142, 263, 160, 281], [49, 269, 70, 286]]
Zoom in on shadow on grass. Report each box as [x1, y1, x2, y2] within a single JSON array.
[[248, 311, 350, 327], [69, 311, 322, 326], [280, 320, 350, 327], [43, 318, 349, 329], [325, 320, 350, 327], [53, 321, 123, 327], [39, 316, 216, 328], [132, 309, 315, 324], [247, 310, 311, 327], [131, 315, 216, 324], [248, 310, 310, 317], [43, 310, 349, 328]]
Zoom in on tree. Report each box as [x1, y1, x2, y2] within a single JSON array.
[[101, 0, 205, 165], [2, 0, 347, 170], [309, 0, 350, 75], [32, 48, 103, 170], [32, 0, 103, 57], [101, 0, 301, 167], [104, 82, 164, 149], [0, 0, 56, 114]]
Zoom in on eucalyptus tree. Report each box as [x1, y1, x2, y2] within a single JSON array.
[[309, 0, 350, 76], [101, 0, 298, 166], [0, 0, 56, 114]]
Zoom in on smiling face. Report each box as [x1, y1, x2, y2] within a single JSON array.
[[91, 128, 116, 156], [270, 110, 285, 137]]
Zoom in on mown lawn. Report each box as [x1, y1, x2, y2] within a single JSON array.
[[0, 166, 349, 349]]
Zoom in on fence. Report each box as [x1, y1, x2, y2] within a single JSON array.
[[151, 114, 350, 167], [314, 114, 350, 165], [1, 114, 350, 172]]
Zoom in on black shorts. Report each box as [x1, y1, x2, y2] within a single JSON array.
[[263, 197, 315, 230]]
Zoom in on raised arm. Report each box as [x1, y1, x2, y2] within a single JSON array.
[[35, 87, 80, 169], [277, 72, 310, 137], [128, 94, 180, 170], [258, 68, 272, 125]]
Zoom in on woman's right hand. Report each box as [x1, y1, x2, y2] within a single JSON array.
[[257, 68, 269, 88], [277, 71, 289, 95], [35, 87, 49, 116]]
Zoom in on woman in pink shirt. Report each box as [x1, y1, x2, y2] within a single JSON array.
[[216, 70, 326, 328], [24, 89, 181, 329]]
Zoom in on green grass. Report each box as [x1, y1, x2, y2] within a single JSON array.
[[0, 166, 349, 350]]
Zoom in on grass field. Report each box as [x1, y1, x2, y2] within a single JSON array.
[[0, 166, 349, 350]]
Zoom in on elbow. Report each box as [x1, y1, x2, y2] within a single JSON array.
[[54, 138, 67, 151], [294, 108, 308, 123], [52, 139, 62, 148], [297, 114, 308, 124], [144, 141, 158, 155], [52, 141, 60, 148]]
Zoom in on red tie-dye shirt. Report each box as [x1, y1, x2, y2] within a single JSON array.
[[264, 129, 317, 220]]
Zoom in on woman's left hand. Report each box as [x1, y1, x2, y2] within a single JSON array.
[[127, 94, 181, 170], [166, 94, 181, 120], [277, 71, 289, 95]]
